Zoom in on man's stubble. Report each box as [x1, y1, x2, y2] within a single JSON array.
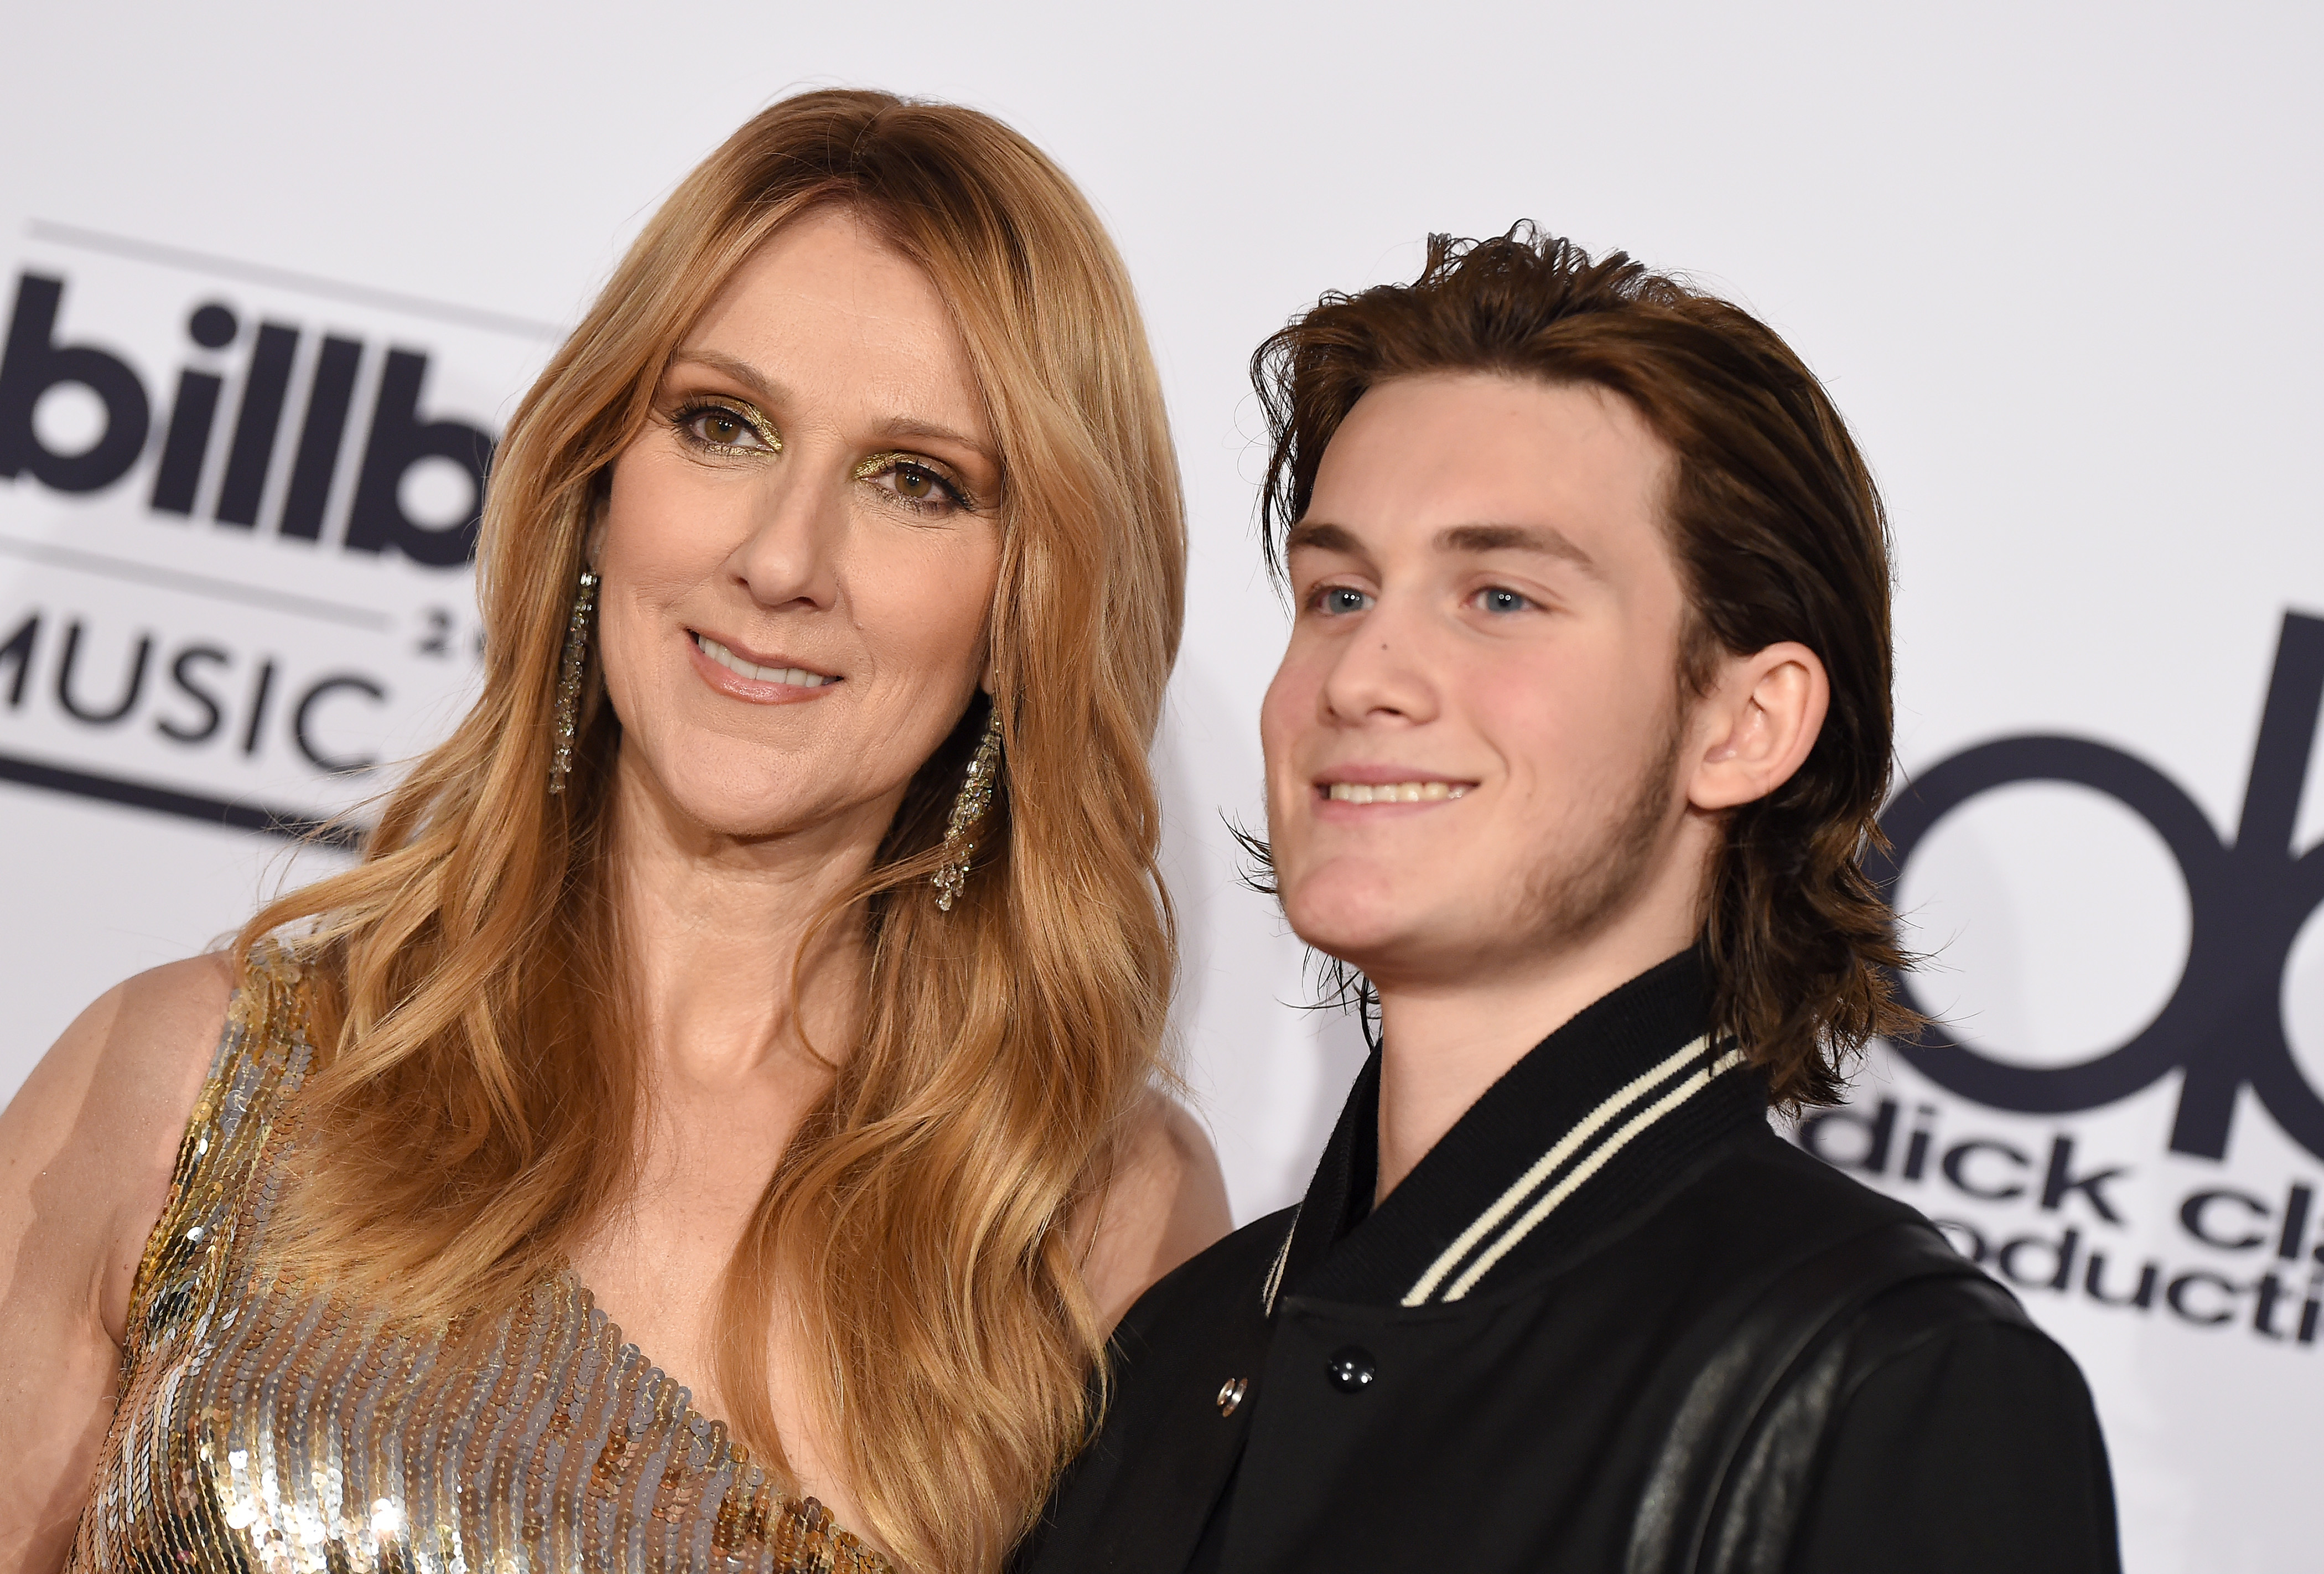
[[1514, 697, 1690, 961]]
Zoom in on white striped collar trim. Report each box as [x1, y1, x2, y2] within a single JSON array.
[[1261, 1204, 1301, 1316], [1401, 1035, 1743, 1306]]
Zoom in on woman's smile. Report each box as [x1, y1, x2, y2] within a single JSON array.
[[686, 629, 842, 703]]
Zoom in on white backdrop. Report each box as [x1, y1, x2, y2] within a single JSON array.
[[2, 5, 2318, 1570]]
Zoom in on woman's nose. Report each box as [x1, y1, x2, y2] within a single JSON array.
[[727, 468, 844, 610]]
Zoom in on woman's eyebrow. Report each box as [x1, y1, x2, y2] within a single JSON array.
[[667, 350, 996, 467], [667, 348, 785, 405], [878, 416, 997, 468]]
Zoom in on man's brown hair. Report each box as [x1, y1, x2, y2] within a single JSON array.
[[1252, 225, 1916, 1109]]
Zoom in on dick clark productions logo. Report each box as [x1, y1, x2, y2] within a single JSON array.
[[1875, 610, 2324, 1164]]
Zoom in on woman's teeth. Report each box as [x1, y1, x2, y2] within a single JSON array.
[[1326, 781, 1469, 804], [694, 634, 832, 688]]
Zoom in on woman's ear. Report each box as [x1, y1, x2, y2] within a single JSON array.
[[583, 466, 614, 569], [1685, 640, 1830, 812]]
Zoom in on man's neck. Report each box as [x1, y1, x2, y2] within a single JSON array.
[[1370, 915, 1700, 1205]]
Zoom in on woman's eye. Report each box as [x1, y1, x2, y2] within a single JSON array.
[[858, 454, 970, 514], [1474, 587, 1532, 614], [676, 403, 774, 452], [1314, 586, 1372, 615]]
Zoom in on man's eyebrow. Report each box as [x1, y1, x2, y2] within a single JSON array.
[[1436, 522, 1601, 575], [1284, 520, 1365, 556]]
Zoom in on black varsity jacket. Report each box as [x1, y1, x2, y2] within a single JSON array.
[[1014, 950, 2121, 1574]]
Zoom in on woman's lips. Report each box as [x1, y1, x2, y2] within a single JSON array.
[[687, 631, 839, 702], [692, 632, 836, 687]]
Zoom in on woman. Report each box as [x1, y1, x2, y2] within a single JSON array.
[[0, 89, 1229, 1574]]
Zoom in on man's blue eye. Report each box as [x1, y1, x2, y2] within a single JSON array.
[[1481, 588, 1528, 613], [1322, 588, 1368, 614]]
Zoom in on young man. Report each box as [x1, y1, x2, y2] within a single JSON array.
[[1016, 231, 2120, 1572]]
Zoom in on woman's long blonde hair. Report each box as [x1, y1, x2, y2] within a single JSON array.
[[237, 89, 1185, 1572]]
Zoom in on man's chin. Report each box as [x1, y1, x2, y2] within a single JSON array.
[[1282, 894, 1453, 983]]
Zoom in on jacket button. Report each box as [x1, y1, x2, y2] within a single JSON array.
[[1325, 1346, 1376, 1393]]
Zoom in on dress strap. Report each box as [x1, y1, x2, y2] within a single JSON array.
[[119, 947, 318, 1360]]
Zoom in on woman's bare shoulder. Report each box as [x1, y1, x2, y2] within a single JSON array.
[[0, 956, 232, 1574], [1081, 1088, 1234, 1327], [0, 954, 236, 1338]]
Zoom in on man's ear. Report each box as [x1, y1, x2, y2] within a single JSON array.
[[1686, 640, 1829, 812]]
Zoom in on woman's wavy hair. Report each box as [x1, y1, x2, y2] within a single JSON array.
[[237, 89, 1185, 1571], [1250, 225, 1916, 1109]]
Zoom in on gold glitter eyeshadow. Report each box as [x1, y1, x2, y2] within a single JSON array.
[[675, 398, 782, 455], [851, 452, 976, 511], [68, 950, 889, 1574]]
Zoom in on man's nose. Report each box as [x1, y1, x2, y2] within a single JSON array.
[[1319, 598, 1440, 727]]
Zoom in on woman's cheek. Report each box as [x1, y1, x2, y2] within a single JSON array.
[[882, 539, 999, 677]]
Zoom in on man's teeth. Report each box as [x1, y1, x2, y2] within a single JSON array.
[[1326, 781, 1470, 804], [695, 635, 832, 688]]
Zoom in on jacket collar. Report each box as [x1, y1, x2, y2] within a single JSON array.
[[1272, 947, 1764, 1309]]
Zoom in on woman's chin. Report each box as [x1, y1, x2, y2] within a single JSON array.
[[679, 793, 836, 845], [615, 755, 836, 846]]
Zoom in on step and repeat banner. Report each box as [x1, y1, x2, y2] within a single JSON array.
[[0, 224, 542, 841], [0, 5, 2315, 1570], [1810, 612, 2324, 1565]]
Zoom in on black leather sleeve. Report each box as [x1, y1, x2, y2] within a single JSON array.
[[1785, 1309, 2122, 1574]]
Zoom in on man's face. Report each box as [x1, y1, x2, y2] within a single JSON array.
[[1260, 372, 1699, 990]]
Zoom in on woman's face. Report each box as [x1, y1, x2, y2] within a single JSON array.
[[594, 206, 1003, 845]]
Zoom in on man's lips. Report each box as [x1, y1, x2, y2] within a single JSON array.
[[1313, 768, 1479, 806], [688, 631, 840, 697]]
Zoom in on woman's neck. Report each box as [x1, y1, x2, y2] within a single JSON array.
[[606, 748, 886, 1088]]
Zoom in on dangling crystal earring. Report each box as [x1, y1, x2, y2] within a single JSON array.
[[933, 703, 1003, 912], [548, 569, 599, 795]]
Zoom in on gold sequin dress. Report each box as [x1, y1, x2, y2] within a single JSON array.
[[69, 952, 890, 1574]]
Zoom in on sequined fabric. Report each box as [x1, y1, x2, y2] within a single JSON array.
[[69, 951, 890, 1574]]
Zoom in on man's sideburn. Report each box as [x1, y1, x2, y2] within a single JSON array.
[[1515, 686, 1688, 957]]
